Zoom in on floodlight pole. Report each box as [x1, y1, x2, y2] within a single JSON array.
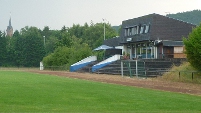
[[103, 19, 106, 40], [43, 36, 45, 46]]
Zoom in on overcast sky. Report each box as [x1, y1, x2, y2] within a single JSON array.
[[1, 0, 200, 31]]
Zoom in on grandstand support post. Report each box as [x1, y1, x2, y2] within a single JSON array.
[[128, 62, 132, 78], [144, 61, 147, 78], [121, 61, 123, 77], [136, 60, 138, 78]]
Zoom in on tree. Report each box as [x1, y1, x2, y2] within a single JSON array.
[[43, 46, 72, 67], [81, 22, 117, 49], [16, 26, 45, 67], [68, 36, 92, 65], [183, 24, 201, 70], [42, 36, 92, 69], [5, 35, 15, 66], [56, 26, 72, 48], [42, 26, 51, 38], [0, 31, 7, 66], [13, 32, 25, 67], [44, 36, 58, 55]]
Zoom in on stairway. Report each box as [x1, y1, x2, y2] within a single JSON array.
[[93, 58, 186, 77], [76, 61, 99, 73], [95, 60, 122, 75]]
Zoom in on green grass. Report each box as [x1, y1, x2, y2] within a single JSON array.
[[0, 71, 201, 112]]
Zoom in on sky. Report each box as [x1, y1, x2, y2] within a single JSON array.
[[1, 0, 200, 31]]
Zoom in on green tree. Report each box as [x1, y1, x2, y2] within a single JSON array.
[[81, 22, 117, 49], [43, 46, 72, 67], [42, 36, 92, 69], [63, 22, 118, 49], [5, 35, 15, 66], [0, 31, 7, 66], [68, 36, 92, 65], [183, 24, 201, 70], [56, 26, 72, 48], [18, 26, 45, 67], [13, 32, 25, 67], [42, 26, 51, 38], [45, 36, 58, 55]]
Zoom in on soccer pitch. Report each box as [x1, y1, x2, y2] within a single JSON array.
[[0, 71, 201, 112]]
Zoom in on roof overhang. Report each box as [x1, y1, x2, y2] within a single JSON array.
[[162, 40, 183, 47]]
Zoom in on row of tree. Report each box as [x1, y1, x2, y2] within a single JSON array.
[[0, 22, 118, 68]]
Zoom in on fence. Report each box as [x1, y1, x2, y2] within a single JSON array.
[[121, 60, 146, 78], [163, 70, 201, 83], [44, 66, 68, 71]]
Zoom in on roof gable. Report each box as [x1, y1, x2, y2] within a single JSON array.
[[150, 14, 196, 41], [120, 13, 196, 43]]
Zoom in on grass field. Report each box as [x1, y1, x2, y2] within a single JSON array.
[[0, 71, 201, 112]]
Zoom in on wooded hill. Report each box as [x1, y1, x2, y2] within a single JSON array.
[[166, 10, 201, 25]]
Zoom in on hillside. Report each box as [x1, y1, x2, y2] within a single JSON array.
[[112, 25, 121, 35], [166, 10, 201, 25]]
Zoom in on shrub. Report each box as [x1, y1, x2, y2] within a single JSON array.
[[183, 23, 201, 71]]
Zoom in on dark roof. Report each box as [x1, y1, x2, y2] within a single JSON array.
[[120, 13, 196, 44], [103, 36, 122, 47], [162, 40, 183, 46]]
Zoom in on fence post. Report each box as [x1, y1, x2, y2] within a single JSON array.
[[121, 61, 123, 77], [136, 60, 138, 78], [179, 71, 180, 79], [144, 61, 147, 79], [192, 72, 194, 80], [128, 61, 132, 78]]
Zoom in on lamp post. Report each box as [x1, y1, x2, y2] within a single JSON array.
[[43, 36, 45, 46], [103, 19, 106, 40]]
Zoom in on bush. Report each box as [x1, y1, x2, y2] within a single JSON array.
[[43, 42, 92, 70], [183, 23, 201, 70]]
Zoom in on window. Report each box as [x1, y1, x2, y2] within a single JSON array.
[[125, 24, 149, 36], [136, 26, 139, 34], [174, 47, 183, 53], [129, 28, 132, 36], [140, 26, 144, 34], [124, 29, 127, 36], [133, 26, 138, 35], [145, 25, 150, 33], [131, 27, 134, 35], [127, 28, 130, 36], [133, 27, 136, 35]]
